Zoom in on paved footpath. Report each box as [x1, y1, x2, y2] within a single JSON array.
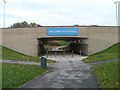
[[2, 57, 118, 88], [91, 58, 119, 65], [20, 60, 99, 88], [0, 59, 53, 66]]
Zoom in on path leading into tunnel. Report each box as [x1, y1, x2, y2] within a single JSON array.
[[48, 46, 66, 51], [20, 51, 99, 88], [20, 60, 99, 88], [46, 45, 88, 61], [46, 53, 87, 61]]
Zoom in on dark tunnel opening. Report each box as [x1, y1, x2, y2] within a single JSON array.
[[37, 37, 88, 56]]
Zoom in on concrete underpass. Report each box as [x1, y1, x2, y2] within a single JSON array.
[[37, 37, 88, 57]]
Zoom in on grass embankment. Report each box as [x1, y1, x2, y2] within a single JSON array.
[[0, 63, 2, 89], [44, 40, 69, 50], [2, 63, 49, 88], [44, 45, 60, 50], [83, 43, 119, 63], [93, 61, 118, 88], [82, 43, 119, 88], [57, 40, 69, 46], [1, 46, 56, 63]]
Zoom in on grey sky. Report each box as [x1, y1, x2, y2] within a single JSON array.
[[0, 0, 118, 28]]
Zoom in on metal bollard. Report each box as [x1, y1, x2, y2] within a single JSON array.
[[80, 50, 81, 56], [55, 51, 57, 57], [46, 50, 48, 58], [63, 50, 65, 57], [41, 56, 47, 67], [72, 50, 73, 57]]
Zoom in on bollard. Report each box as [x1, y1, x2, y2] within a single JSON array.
[[55, 51, 57, 57], [72, 50, 73, 57], [46, 50, 48, 58], [80, 50, 81, 56], [63, 50, 65, 57], [41, 56, 47, 67]]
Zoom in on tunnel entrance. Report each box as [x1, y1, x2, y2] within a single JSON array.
[[37, 37, 88, 57]]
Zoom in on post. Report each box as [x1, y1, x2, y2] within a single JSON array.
[[46, 50, 48, 58], [80, 50, 81, 56], [63, 50, 65, 57], [114, 1, 119, 25], [3, 0, 6, 28], [80, 50, 81, 60], [55, 51, 57, 57], [72, 50, 73, 57]]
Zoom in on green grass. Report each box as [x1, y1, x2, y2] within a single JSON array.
[[2, 63, 49, 88], [1, 45, 56, 63], [59, 46, 68, 51], [0, 63, 2, 89], [44, 45, 60, 50], [83, 42, 119, 63], [44, 40, 69, 50], [57, 40, 69, 46], [0, 45, 2, 59], [92, 61, 119, 88]]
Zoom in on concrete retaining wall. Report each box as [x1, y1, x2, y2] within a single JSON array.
[[1, 26, 118, 56], [88, 27, 118, 55]]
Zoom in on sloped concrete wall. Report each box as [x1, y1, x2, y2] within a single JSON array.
[[88, 27, 118, 55], [2, 27, 47, 56]]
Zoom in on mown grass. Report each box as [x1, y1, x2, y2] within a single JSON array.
[[44, 45, 60, 50], [2, 63, 49, 88], [92, 61, 119, 88], [82, 43, 119, 88], [83, 42, 119, 63], [0, 63, 2, 89], [57, 40, 69, 46], [0, 46, 56, 63], [44, 40, 69, 50]]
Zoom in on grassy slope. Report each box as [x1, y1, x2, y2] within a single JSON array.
[[2, 63, 49, 88], [92, 61, 118, 88], [83, 42, 119, 63], [82, 43, 119, 88], [44, 40, 69, 50], [0, 63, 2, 89], [0, 45, 56, 63], [57, 40, 69, 46]]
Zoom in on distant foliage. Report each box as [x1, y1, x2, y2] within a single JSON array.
[[74, 24, 100, 26], [74, 24, 79, 26], [10, 21, 42, 28]]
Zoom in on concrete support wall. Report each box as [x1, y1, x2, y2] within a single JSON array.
[[88, 27, 118, 55], [1, 26, 118, 56], [2, 27, 47, 56]]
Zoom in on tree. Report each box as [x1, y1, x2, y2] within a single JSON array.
[[10, 21, 42, 28], [29, 22, 37, 27], [29, 22, 41, 27], [21, 21, 29, 27], [11, 22, 22, 28], [74, 24, 79, 26]]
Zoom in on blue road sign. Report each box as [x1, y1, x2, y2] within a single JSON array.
[[48, 28, 79, 35]]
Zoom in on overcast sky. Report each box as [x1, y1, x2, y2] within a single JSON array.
[[0, 0, 118, 28]]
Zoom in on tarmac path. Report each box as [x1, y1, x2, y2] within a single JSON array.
[[20, 60, 99, 88]]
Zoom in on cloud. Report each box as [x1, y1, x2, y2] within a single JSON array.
[[0, 0, 116, 28]]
